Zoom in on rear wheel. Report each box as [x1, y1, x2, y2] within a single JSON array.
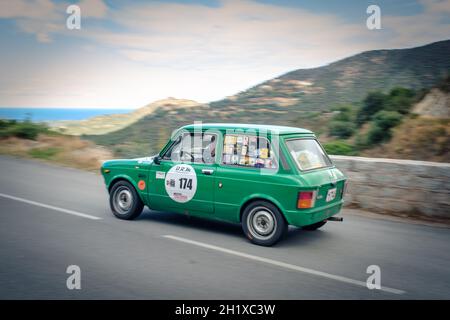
[[109, 180, 144, 220], [242, 200, 287, 246], [302, 220, 327, 231]]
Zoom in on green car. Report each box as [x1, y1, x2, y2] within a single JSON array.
[[101, 123, 347, 246]]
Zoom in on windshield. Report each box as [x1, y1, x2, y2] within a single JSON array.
[[285, 138, 332, 171]]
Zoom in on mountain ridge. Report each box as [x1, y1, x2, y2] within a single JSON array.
[[83, 39, 450, 157], [52, 98, 204, 135]]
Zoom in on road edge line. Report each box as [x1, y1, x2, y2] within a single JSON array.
[[0, 192, 102, 220], [163, 234, 405, 295]]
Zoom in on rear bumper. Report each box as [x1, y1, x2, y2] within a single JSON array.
[[283, 199, 344, 227]]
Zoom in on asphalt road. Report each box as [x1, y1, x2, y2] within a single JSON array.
[[0, 155, 449, 299]]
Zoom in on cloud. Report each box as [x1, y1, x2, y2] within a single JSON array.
[[421, 0, 450, 14], [86, 0, 371, 71], [0, 0, 449, 107], [81, 0, 450, 70], [0, 0, 107, 42], [0, 0, 56, 19], [3, 0, 449, 63], [78, 0, 108, 18], [381, 0, 450, 47]]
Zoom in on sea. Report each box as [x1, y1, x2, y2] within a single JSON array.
[[0, 108, 132, 122]]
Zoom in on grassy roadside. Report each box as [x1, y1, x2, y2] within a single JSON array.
[[0, 120, 114, 172]]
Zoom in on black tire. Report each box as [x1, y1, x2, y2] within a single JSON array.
[[109, 180, 144, 220], [242, 200, 288, 246], [302, 220, 327, 231]]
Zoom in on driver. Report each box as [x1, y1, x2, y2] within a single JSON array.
[[203, 135, 216, 164]]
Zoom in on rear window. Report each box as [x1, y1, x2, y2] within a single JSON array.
[[285, 139, 332, 171]]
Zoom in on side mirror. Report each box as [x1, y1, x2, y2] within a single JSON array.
[[153, 155, 161, 165]]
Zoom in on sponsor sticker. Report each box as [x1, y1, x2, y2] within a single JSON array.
[[164, 164, 197, 203], [156, 171, 166, 179]]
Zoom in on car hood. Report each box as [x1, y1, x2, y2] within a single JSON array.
[[102, 155, 156, 168]]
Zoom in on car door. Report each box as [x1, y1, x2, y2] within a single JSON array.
[[214, 133, 280, 221], [148, 131, 217, 215]]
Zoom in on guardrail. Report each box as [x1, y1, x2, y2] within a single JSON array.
[[330, 155, 450, 219]]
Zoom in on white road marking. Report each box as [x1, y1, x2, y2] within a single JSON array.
[[163, 235, 406, 295], [0, 192, 102, 220]]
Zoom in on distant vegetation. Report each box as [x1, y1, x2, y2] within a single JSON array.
[[0, 119, 112, 171], [0, 119, 52, 140], [321, 75, 450, 162], [322, 87, 417, 154]]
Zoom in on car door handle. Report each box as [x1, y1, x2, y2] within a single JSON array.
[[202, 169, 214, 175]]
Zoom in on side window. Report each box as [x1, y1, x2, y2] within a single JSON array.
[[163, 133, 217, 164], [222, 134, 277, 169]]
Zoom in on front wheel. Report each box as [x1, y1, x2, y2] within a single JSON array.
[[109, 180, 144, 220], [242, 201, 287, 246]]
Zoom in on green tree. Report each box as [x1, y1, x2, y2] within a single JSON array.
[[332, 104, 356, 122], [366, 124, 385, 144], [384, 87, 415, 114], [356, 91, 388, 126], [0, 120, 49, 140], [373, 110, 402, 130], [367, 110, 402, 144], [329, 121, 356, 139]]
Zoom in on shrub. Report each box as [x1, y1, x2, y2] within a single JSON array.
[[329, 121, 356, 139], [0, 119, 14, 130], [0, 120, 49, 140], [366, 111, 402, 144], [366, 124, 386, 144], [384, 87, 415, 114], [372, 110, 402, 130], [323, 141, 356, 155], [356, 91, 387, 126], [11, 122, 42, 140], [331, 104, 356, 122]]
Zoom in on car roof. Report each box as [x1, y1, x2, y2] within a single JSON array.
[[181, 123, 313, 135]]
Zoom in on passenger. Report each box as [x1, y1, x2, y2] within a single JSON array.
[[203, 135, 216, 164]]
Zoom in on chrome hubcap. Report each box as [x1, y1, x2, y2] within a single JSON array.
[[113, 187, 133, 214], [247, 207, 276, 240]]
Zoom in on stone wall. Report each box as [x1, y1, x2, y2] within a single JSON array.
[[330, 155, 450, 219]]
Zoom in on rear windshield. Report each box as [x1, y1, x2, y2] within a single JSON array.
[[285, 139, 332, 171]]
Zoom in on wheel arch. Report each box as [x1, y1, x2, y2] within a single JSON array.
[[108, 175, 134, 193], [108, 175, 148, 205], [239, 195, 287, 223]]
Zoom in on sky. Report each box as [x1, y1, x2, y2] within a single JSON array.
[[0, 0, 449, 109]]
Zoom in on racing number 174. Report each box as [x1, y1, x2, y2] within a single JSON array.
[[179, 178, 193, 190]]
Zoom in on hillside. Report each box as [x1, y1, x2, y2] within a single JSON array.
[[86, 40, 450, 157], [412, 88, 450, 118], [209, 39, 450, 123], [51, 98, 204, 135], [361, 79, 450, 162]]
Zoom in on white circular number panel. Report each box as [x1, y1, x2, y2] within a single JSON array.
[[164, 164, 197, 203]]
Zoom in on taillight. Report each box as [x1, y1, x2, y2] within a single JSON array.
[[297, 191, 317, 209]]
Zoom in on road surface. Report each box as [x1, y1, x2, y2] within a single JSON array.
[[0, 155, 449, 299]]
